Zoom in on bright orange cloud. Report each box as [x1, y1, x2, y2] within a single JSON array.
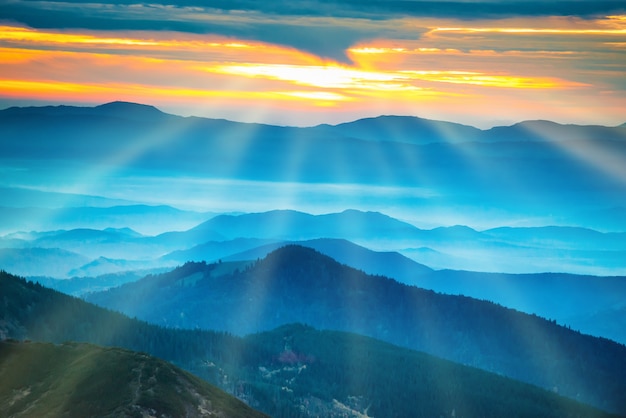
[[432, 27, 626, 35], [206, 62, 585, 92], [207, 63, 414, 91], [399, 70, 588, 89], [0, 78, 354, 109], [0, 25, 320, 66]]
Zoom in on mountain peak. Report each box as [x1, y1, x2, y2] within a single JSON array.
[[94, 101, 165, 119], [321, 114, 483, 145]]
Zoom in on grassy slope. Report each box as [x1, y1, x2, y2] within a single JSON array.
[[0, 340, 268, 418]]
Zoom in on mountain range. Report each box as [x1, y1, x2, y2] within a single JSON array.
[[2, 100, 626, 416], [0, 198, 214, 236], [1, 270, 621, 417], [3, 205, 625, 343], [2, 101, 625, 231], [85, 245, 626, 413], [4, 208, 625, 278]]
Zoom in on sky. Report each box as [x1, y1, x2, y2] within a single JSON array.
[[1, 0, 625, 128]]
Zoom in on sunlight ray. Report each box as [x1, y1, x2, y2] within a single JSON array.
[[513, 122, 626, 192]]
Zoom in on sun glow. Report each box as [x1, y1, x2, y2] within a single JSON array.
[[209, 63, 404, 90]]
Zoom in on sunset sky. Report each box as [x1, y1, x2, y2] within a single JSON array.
[[1, 0, 625, 127]]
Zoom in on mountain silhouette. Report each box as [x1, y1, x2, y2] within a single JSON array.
[[184, 209, 421, 241], [94, 101, 166, 120], [315, 115, 484, 144]]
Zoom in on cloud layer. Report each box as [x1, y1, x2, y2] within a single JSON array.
[[1, 0, 625, 126], [4, 0, 625, 59]]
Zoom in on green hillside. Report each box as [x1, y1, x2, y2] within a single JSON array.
[[0, 340, 268, 418]]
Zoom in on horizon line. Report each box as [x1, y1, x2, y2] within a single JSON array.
[[2, 99, 625, 130]]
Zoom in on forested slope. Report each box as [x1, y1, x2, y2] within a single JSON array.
[[87, 245, 626, 413], [2, 270, 622, 416]]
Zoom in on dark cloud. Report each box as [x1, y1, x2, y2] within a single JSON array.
[[11, 0, 624, 19], [2, 1, 419, 61], [2, 0, 624, 61], [328, 1, 626, 19]]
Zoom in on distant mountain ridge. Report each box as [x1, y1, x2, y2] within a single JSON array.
[[2, 101, 625, 231], [162, 210, 626, 275], [486, 119, 626, 142], [3, 207, 625, 278], [184, 209, 420, 241], [0, 200, 214, 235], [3, 101, 625, 137], [316, 114, 485, 144], [0, 101, 167, 123]]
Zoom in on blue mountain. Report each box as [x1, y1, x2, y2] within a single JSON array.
[[315, 114, 484, 144], [2, 102, 625, 229], [219, 237, 433, 279], [185, 209, 421, 241]]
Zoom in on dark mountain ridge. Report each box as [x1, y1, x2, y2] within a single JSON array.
[[220, 237, 434, 277], [3, 102, 625, 142], [242, 324, 619, 418], [0, 270, 620, 417], [316, 114, 485, 144], [86, 245, 626, 413], [160, 233, 626, 343], [0, 101, 167, 123]]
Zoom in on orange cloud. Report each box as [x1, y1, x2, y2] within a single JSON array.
[[399, 70, 588, 89], [0, 78, 354, 109], [206, 62, 586, 92], [0, 18, 622, 127], [432, 27, 626, 35], [0, 25, 320, 65]]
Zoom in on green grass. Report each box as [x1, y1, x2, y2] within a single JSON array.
[[0, 340, 268, 418]]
